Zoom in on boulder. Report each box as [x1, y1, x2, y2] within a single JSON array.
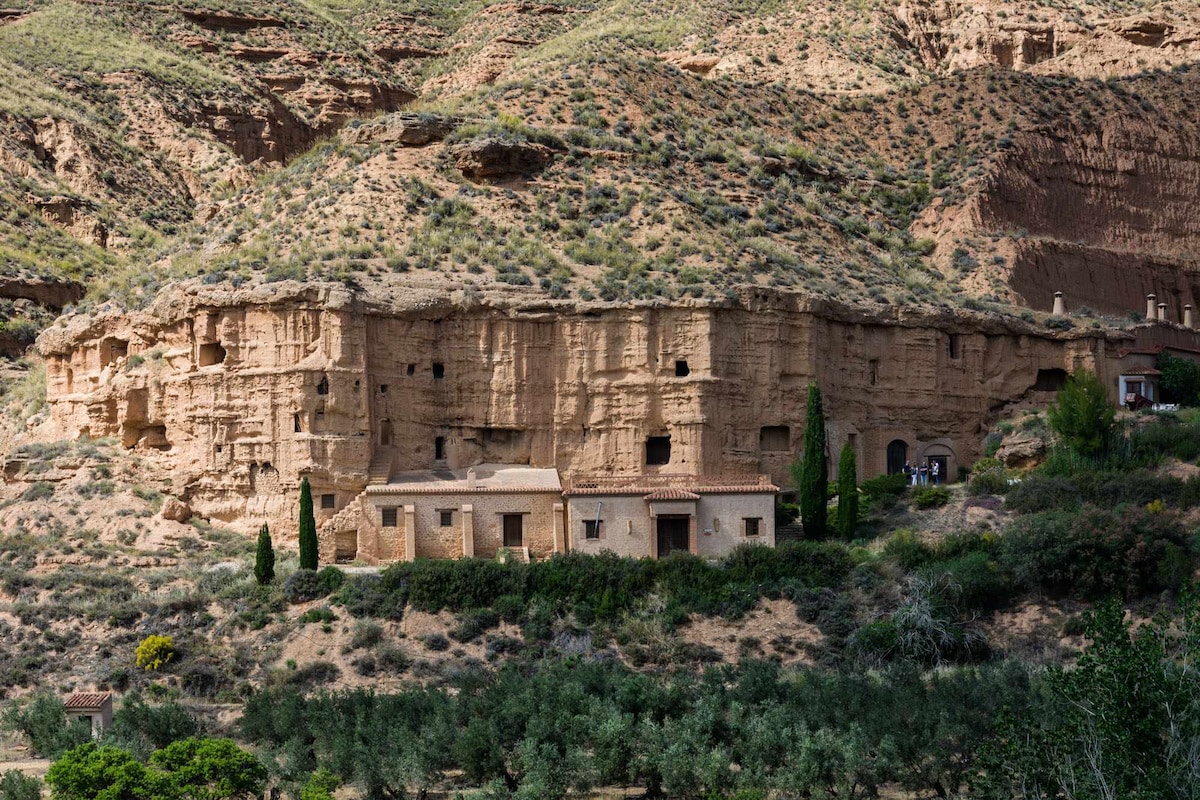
[[161, 496, 192, 523], [451, 137, 554, 180], [995, 434, 1047, 470]]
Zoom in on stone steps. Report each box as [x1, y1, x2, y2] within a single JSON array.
[[367, 450, 393, 485]]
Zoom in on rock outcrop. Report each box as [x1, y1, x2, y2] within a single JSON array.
[[34, 281, 1172, 540]]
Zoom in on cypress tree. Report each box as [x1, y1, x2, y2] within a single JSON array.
[[298, 476, 318, 571], [796, 382, 828, 539], [254, 523, 275, 585], [836, 442, 858, 540]]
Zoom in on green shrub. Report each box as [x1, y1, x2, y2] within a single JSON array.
[[967, 466, 1009, 496], [912, 486, 951, 508], [860, 473, 908, 497], [1000, 506, 1194, 599], [922, 552, 1011, 612], [135, 635, 175, 671], [1005, 475, 1081, 514], [450, 608, 500, 643], [882, 530, 933, 569], [298, 606, 337, 625], [0, 770, 41, 800], [350, 621, 384, 650], [284, 570, 329, 604], [316, 566, 345, 594]]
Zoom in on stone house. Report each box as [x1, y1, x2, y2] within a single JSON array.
[[563, 474, 778, 559], [331, 464, 565, 563], [64, 692, 112, 738]]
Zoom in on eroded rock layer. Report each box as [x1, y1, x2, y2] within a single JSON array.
[[35, 282, 1147, 538]]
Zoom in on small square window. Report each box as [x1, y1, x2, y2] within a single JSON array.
[[646, 435, 671, 466], [439, 510, 454, 527], [381, 507, 398, 528], [675, 360, 690, 377], [380, 384, 388, 394], [744, 518, 761, 537], [583, 520, 602, 540], [432, 363, 445, 379], [320, 494, 335, 510], [407, 364, 416, 376]]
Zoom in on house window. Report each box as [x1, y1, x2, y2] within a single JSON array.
[[439, 510, 454, 527], [744, 518, 761, 537], [432, 363, 445, 380], [320, 494, 335, 510], [381, 507, 398, 528], [583, 520, 602, 539], [1128, 380, 1144, 396], [675, 360, 690, 377], [435, 436, 446, 460], [646, 435, 671, 466]]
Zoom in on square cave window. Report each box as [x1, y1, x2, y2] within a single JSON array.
[[198, 342, 226, 367], [583, 520, 602, 540], [432, 363, 445, 380], [320, 493, 335, 510], [645, 435, 671, 466], [439, 510, 454, 527], [675, 360, 690, 377], [759, 425, 790, 452], [381, 507, 398, 528], [947, 334, 961, 360], [407, 364, 416, 376], [379, 384, 388, 394], [317, 375, 330, 395]]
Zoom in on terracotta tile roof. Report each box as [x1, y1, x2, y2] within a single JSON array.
[[643, 488, 701, 501], [565, 474, 778, 496], [64, 692, 111, 710], [1121, 366, 1162, 376]]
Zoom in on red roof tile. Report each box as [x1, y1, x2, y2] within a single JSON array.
[[643, 488, 701, 501], [64, 692, 111, 710]]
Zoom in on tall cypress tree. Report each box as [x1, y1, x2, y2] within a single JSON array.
[[836, 442, 858, 540], [797, 382, 828, 538], [298, 476, 318, 570], [254, 523, 275, 585]]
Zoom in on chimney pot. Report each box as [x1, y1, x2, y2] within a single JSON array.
[[1147, 294, 1158, 319], [1052, 291, 1066, 316], [1186, 305, 1195, 329]]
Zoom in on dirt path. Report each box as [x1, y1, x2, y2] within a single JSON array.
[[0, 759, 51, 776]]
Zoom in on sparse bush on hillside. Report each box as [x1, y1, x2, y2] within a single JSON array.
[[912, 486, 950, 508], [284, 569, 330, 604], [135, 634, 175, 672]]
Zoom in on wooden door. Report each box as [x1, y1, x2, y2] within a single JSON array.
[[502, 514, 523, 547], [656, 516, 689, 558]]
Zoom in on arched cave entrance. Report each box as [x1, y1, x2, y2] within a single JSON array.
[[886, 439, 908, 475]]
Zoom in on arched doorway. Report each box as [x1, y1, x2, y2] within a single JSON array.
[[886, 439, 908, 475], [922, 444, 957, 484]]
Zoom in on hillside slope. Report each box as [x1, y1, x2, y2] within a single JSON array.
[[0, 0, 1195, 324]]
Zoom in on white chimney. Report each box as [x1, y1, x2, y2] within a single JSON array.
[[1052, 291, 1065, 316], [466, 467, 477, 490], [1147, 294, 1157, 319], [1159, 302, 1168, 322], [1186, 304, 1194, 329]]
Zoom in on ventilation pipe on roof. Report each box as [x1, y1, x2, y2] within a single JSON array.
[[1052, 291, 1065, 316], [1147, 294, 1158, 319], [1186, 305, 1194, 329], [1159, 302, 1168, 322]]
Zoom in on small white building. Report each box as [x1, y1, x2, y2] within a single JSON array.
[[64, 692, 112, 738], [563, 474, 778, 559]]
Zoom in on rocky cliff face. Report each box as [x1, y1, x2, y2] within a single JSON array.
[[36, 282, 1122, 538]]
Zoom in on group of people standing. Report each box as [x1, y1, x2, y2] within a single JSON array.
[[903, 460, 940, 486]]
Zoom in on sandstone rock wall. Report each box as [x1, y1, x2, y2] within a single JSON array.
[[35, 283, 1132, 542]]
